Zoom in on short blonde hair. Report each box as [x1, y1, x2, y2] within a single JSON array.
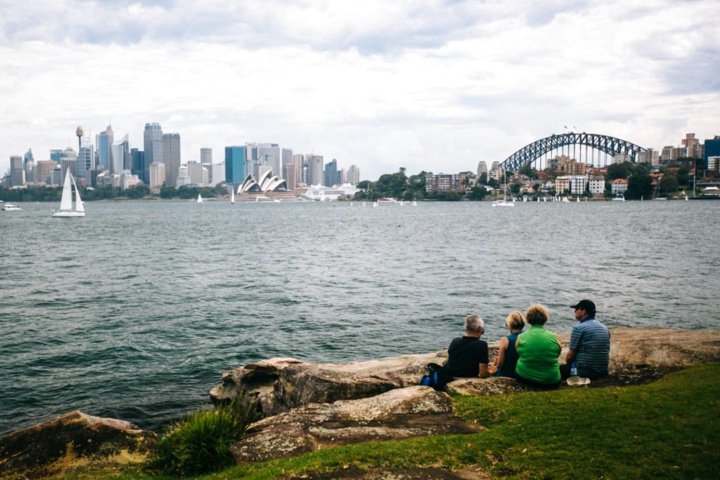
[[525, 304, 549, 326], [465, 314, 484, 334], [505, 311, 525, 331]]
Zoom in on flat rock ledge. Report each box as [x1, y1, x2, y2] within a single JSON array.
[[211, 328, 720, 415], [0, 410, 156, 479], [230, 386, 479, 464]]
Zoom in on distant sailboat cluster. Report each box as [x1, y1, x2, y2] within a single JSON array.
[[52, 170, 85, 218]]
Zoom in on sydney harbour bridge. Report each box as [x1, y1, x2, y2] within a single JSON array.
[[499, 132, 647, 171]]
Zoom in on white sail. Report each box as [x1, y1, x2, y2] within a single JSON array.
[[197, 194, 203, 203], [59, 170, 73, 211], [231, 189, 235, 203], [71, 174, 85, 212], [52, 170, 85, 217]]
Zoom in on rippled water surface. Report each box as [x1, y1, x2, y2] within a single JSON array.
[[1, 200, 718, 433]]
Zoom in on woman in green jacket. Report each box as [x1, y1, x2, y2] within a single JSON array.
[[515, 304, 561, 389]]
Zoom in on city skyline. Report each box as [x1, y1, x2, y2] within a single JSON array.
[[1, 0, 718, 179]]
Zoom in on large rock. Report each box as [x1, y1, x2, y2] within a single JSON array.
[[230, 386, 478, 464], [210, 353, 448, 416], [212, 328, 720, 413], [0, 410, 156, 479]]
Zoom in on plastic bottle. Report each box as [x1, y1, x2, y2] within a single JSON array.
[[570, 362, 578, 377]]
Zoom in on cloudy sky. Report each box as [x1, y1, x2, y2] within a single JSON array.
[[1, 0, 718, 180]]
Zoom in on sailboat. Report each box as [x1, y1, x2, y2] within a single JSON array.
[[492, 169, 515, 207], [52, 170, 85, 218], [197, 193, 203, 203], [230, 188, 235, 204]]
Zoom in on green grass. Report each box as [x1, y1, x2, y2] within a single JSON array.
[[62, 364, 720, 479]]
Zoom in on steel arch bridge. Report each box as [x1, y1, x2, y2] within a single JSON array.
[[500, 132, 647, 171]]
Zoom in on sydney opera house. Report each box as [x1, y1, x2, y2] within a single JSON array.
[[237, 170, 287, 193]]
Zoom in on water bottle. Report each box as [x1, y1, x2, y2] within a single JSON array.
[[570, 362, 578, 377]]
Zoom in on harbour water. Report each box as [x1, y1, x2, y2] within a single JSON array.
[[1, 200, 718, 434]]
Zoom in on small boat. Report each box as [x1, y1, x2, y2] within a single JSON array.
[[230, 189, 235, 204], [612, 195, 625, 202], [197, 194, 203, 203], [2, 203, 21, 211], [52, 170, 85, 218], [491, 169, 515, 207]]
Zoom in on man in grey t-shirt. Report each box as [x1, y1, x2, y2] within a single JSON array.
[[562, 299, 610, 379]]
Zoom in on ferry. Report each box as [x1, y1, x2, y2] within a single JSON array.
[[2, 203, 22, 211]]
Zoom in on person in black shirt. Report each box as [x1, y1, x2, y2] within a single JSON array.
[[443, 314, 491, 379]]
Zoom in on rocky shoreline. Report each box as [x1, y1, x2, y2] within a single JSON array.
[[2, 327, 719, 478]]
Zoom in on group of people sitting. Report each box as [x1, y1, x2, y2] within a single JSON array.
[[431, 299, 610, 389]]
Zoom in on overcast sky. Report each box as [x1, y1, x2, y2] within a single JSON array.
[[1, 0, 718, 180]]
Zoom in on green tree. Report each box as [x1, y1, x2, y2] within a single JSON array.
[[607, 162, 633, 180], [510, 183, 521, 195], [519, 163, 538, 179], [466, 185, 487, 200], [659, 174, 679, 195], [626, 170, 653, 199]]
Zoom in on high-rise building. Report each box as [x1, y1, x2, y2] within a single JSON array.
[[282, 148, 293, 168], [293, 154, 305, 185], [245, 143, 280, 179], [703, 136, 720, 171], [188, 161, 203, 185], [143, 123, 163, 183], [50, 149, 64, 164], [130, 149, 144, 180], [60, 148, 77, 180], [111, 134, 130, 175], [200, 148, 212, 164], [346, 164, 360, 185], [35, 160, 55, 185], [9, 156, 24, 186], [307, 154, 324, 186], [149, 162, 166, 190], [23, 149, 34, 183], [324, 158, 340, 186], [225, 146, 246, 185], [76, 135, 93, 183], [477, 161, 488, 176], [282, 163, 298, 190], [96, 125, 114, 171], [163, 133, 181, 186], [682, 133, 700, 158], [211, 162, 225, 185]]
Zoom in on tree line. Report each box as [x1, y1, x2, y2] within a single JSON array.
[[0, 184, 227, 202]]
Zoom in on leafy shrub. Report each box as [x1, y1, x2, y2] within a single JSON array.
[[151, 398, 259, 476]]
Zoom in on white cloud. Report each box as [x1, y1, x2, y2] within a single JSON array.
[[1, 0, 719, 179]]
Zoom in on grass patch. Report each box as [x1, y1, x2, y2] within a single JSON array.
[[62, 364, 720, 479], [148, 397, 259, 477]]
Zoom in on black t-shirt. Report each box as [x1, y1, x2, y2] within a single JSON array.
[[444, 336, 489, 378]]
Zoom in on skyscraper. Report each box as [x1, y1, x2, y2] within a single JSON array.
[[200, 148, 212, 164], [225, 146, 246, 185], [246, 143, 280, 179], [76, 137, 94, 183], [130, 149, 144, 179], [96, 125, 114, 171], [346, 164, 360, 185], [324, 158, 340, 186], [143, 123, 163, 183], [9, 156, 24, 186], [23, 149, 34, 183], [111, 134, 130, 175], [293, 154, 305, 185], [307, 154, 324, 186], [163, 133, 181, 186]]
